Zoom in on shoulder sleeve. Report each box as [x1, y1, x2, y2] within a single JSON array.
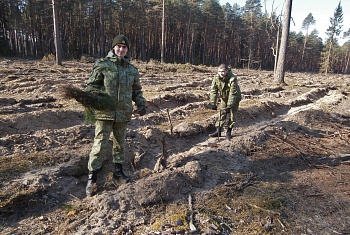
[[131, 66, 146, 107], [227, 74, 241, 106], [229, 74, 237, 84], [209, 76, 219, 104], [85, 58, 108, 93]]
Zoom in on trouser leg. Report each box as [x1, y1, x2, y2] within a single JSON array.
[[111, 122, 130, 183], [111, 122, 128, 164], [88, 120, 113, 172], [86, 120, 113, 196], [227, 101, 240, 129], [215, 110, 228, 128]]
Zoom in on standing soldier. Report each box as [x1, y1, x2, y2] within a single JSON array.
[[85, 35, 146, 197], [208, 64, 241, 139]]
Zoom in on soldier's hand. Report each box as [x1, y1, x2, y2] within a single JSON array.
[[208, 103, 217, 110], [138, 105, 146, 116], [225, 108, 230, 114]]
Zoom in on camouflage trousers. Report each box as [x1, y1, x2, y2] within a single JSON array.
[[88, 120, 128, 172], [215, 99, 240, 129]]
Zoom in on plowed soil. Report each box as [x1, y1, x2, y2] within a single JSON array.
[[0, 58, 350, 235]]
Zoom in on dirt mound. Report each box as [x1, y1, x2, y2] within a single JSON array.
[[0, 59, 350, 234]]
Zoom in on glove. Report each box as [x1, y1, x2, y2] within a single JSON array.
[[225, 108, 230, 114], [208, 103, 217, 110], [138, 105, 146, 116]]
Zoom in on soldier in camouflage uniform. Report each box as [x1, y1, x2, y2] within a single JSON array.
[[208, 64, 241, 139], [85, 35, 146, 197]]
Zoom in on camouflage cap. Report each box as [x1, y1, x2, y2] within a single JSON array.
[[112, 35, 129, 49]]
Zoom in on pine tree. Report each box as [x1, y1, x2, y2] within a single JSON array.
[[301, 13, 315, 67], [242, 0, 262, 69], [319, 2, 343, 74]]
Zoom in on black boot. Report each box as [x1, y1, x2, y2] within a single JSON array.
[[209, 127, 222, 137], [86, 171, 97, 197], [113, 163, 130, 184], [226, 128, 232, 139]]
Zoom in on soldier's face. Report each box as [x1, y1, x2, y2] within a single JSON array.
[[114, 44, 128, 57], [218, 68, 228, 78]]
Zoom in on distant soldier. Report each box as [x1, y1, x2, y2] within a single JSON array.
[[85, 35, 146, 196], [208, 64, 241, 139]]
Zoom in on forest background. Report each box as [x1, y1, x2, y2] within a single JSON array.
[[0, 0, 350, 74]]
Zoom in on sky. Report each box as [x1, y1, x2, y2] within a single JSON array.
[[219, 0, 350, 45]]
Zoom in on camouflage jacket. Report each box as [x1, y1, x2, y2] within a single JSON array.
[[85, 50, 146, 122], [209, 69, 242, 109]]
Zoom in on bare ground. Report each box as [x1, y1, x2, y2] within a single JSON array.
[[0, 58, 350, 235]]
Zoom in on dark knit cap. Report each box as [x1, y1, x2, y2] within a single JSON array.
[[112, 35, 129, 49]]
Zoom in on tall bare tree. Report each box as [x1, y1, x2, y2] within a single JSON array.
[[52, 0, 62, 65], [161, 0, 165, 63], [274, 0, 292, 84]]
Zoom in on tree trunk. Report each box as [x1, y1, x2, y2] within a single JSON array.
[[300, 30, 308, 68], [273, 26, 280, 78], [344, 50, 350, 73], [325, 41, 333, 74], [274, 0, 292, 83], [161, 0, 165, 63], [99, 0, 105, 58], [52, 0, 62, 65]]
